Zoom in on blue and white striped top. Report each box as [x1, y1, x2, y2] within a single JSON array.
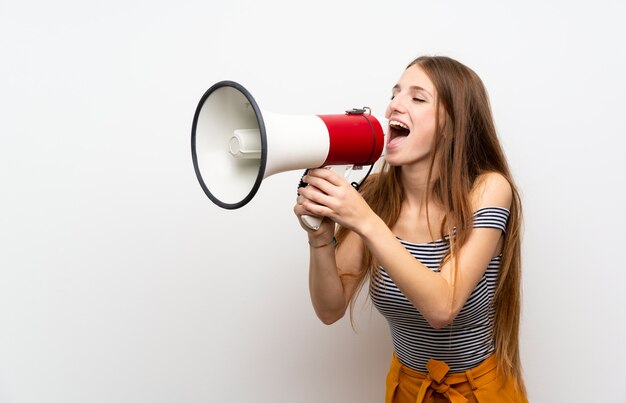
[[370, 207, 510, 373]]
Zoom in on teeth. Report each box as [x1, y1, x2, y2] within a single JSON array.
[[389, 120, 409, 130]]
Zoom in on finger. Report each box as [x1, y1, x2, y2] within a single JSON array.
[[294, 198, 318, 216], [300, 199, 332, 218], [307, 167, 344, 186], [293, 203, 310, 217], [298, 184, 334, 209], [297, 185, 335, 212], [302, 174, 339, 197]]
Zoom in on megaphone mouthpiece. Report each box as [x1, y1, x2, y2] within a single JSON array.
[[229, 129, 262, 158]]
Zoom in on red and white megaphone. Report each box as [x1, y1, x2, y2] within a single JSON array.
[[191, 80, 388, 230]]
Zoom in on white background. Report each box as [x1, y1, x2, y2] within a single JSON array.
[[1, 1, 625, 402]]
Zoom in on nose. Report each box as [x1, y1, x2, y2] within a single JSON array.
[[386, 94, 406, 116]]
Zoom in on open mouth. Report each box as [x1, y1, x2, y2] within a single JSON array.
[[388, 120, 410, 145]]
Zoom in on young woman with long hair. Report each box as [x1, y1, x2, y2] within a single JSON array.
[[294, 56, 528, 402]]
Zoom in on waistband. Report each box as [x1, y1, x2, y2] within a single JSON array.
[[387, 353, 498, 403]]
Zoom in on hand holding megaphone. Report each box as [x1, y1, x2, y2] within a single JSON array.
[[191, 80, 388, 228], [296, 165, 372, 230]]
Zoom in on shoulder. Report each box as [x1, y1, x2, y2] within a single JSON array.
[[470, 171, 512, 211]]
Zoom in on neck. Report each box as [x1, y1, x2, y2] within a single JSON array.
[[400, 163, 438, 212]]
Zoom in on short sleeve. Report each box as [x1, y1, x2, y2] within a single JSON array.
[[472, 207, 510, 233]]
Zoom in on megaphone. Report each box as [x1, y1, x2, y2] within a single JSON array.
[[191, 80, 388, 229]]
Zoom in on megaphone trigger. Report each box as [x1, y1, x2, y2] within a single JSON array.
[[297, 169, 310, 192]]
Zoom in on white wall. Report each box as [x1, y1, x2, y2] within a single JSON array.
[[1, 1, 625, 402]]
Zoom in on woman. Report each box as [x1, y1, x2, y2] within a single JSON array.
[[294, 56, 528, 402]]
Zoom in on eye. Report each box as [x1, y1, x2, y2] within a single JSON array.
[[413, 97, 426, 103]]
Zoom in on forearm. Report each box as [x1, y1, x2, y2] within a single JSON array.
[[308, 242, 348, 324], [359, 215, 453, 328]]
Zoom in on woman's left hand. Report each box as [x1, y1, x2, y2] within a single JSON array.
[[296, 168, 374, 234]]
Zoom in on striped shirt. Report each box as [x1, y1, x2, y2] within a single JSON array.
[[370, 207, 510, 373]]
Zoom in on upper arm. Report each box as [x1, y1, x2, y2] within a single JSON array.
[[439, 172, 512, 318], [470, 171, 513, 213]]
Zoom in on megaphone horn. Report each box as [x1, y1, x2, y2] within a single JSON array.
[[191, 80, 388, 217]]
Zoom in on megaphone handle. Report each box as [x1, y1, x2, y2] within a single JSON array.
[[301, 214, 323, 231], [298, 169, 322, 230]]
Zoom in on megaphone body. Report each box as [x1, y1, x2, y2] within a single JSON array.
[[191, 80, 388, 229]]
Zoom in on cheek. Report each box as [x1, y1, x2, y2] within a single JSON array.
[[414, 132, 436, 152], [411, 119, 438, 150], [414, 111, 437, 137]]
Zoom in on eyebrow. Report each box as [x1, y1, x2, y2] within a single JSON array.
[[392, 84, 433, 97]]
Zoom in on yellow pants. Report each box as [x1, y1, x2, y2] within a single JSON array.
[[385, 354, 528, 403]]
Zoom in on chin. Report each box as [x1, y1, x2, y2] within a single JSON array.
[[384, 151, 432, 169], [383, 154, 403, 167]]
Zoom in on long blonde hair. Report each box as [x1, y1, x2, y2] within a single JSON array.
[[337, 56, 526, 395]]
